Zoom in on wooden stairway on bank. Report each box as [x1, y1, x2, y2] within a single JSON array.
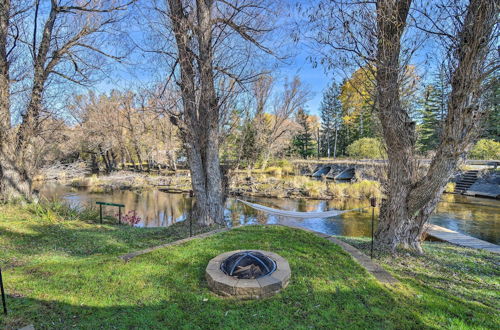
[[454, 170, 479, 194]]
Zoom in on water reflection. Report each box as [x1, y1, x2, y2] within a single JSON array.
[[432, 194, 500, 245], [38, 183, 193, 227], [38, 182, 500, 244]]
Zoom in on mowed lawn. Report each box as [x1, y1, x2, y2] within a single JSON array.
[[0, 205, 498, 329]]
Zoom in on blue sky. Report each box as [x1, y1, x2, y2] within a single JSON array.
[[93, 40, 333, 117], [279, 51, 332, 115], [90, 1, 334, 117]]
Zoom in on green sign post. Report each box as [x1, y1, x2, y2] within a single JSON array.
[[96, 202, 125, 224]]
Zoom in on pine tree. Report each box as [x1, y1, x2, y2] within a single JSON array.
[[481, 74, 499, 141], [418, 67, 449, 153], [320, 82, 343, 158], [293, 108, 316, 158], [418, 85, 442, 152]]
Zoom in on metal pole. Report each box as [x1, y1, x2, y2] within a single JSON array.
[[189, 197, 193, 237], [190, 215, 193, 237], [118, 207, 122, 225], [99, 204, 103, 224], [1, 268, 7, 315], [370, 197, 376, 259], [371, 207, 374, 259]]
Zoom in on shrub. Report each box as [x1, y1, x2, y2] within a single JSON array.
[[343, 180, 381, 199], [444, 182, 456, 193], [290, 175, 310, 188], [27, 200, 99, 222], [329, 184, 345, 198], [329, 180, 381, 199], [88, 186, 106, 193], [281, 164, 294, 175], [346, 138, 386, 159], [264, 166, 283, 176], [304, 180, 324, 198], [70, 175, 101, 188], [469, 139, 500, 160], [273, 159, 295, 175], [117, 210, 142, 225]]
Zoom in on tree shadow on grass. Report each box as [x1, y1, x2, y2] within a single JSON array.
[[2, 265, 495, 329], [0, 220, 210, 261], [0, 282, 431, 329], [340, 237, 500, 315], [1, 225, 497, 329]]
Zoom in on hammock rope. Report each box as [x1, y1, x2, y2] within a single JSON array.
[[237, 199, 358, 219]]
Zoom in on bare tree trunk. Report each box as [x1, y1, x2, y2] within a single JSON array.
[[187, 135, 224, 226], [261, 149, 271, 170], [316, 127, 320, 159], [0, 0, 15, 201], [167, 150, 177, 171], [333, 125, 338, 159], [134, 145, 143, 171], [326, 130, 330, 158], [90, 153, 99, 173], [0, 142, 32, 202], [374, 0, 418, 250], [168, 0, 225, 226], [193, 0, 224, 226], [375, 0, 497, 253], [0, 0, 31, 201]]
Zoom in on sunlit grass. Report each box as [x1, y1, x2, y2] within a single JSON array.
[[340, 236, 500, 325], [0, 204, 498, 329]]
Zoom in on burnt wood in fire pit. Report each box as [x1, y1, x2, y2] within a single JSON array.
[[206, 250, 290, 299], [220, 251, 276, 279]]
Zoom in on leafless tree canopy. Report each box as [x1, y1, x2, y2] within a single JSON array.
[[0, 0, 134, 201]]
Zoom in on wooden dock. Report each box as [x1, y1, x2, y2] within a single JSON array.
[[427, 224, 500, 254]]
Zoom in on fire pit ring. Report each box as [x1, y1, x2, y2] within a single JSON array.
[[206, 250, 290, 299], [220, 251, 276, 279]]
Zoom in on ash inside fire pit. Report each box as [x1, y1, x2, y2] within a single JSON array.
[[220, 251, 276, 279]]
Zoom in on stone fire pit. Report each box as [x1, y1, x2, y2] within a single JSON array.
[[206, 250, 291, 299]]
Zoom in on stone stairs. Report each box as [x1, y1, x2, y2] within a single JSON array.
[[454, 170, 479, 194]]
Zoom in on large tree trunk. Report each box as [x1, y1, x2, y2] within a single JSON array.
[[0, 147, 32, 202], [168, 0, 225, 226], [187, 134, 225, 226], [375, 0, 497, 253], [0, 1, 57, 202], [0, 0, 31, 201]]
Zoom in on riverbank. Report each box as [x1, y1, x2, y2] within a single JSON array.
[[41, 170, 382, 200], [0, 204, 498, 329]]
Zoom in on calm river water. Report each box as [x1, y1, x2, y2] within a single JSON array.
[[38, 182, 500, 244]]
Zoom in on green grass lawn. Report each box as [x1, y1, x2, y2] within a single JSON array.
[[0, 204, 499, 329]]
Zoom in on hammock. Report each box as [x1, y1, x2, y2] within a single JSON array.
[[237, 199, 357, 219]]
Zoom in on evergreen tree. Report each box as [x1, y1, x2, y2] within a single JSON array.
[[319, 82, 343, 158], [418, 67, 449, 153], [293, 108, 316, 158], [481, 74, 499, 141], [418, 85, 442, 152]]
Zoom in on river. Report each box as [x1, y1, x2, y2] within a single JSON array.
[[38, 182, 500, 244]]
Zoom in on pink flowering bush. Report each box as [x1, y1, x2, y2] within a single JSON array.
[[116, 210, 142, 226]]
